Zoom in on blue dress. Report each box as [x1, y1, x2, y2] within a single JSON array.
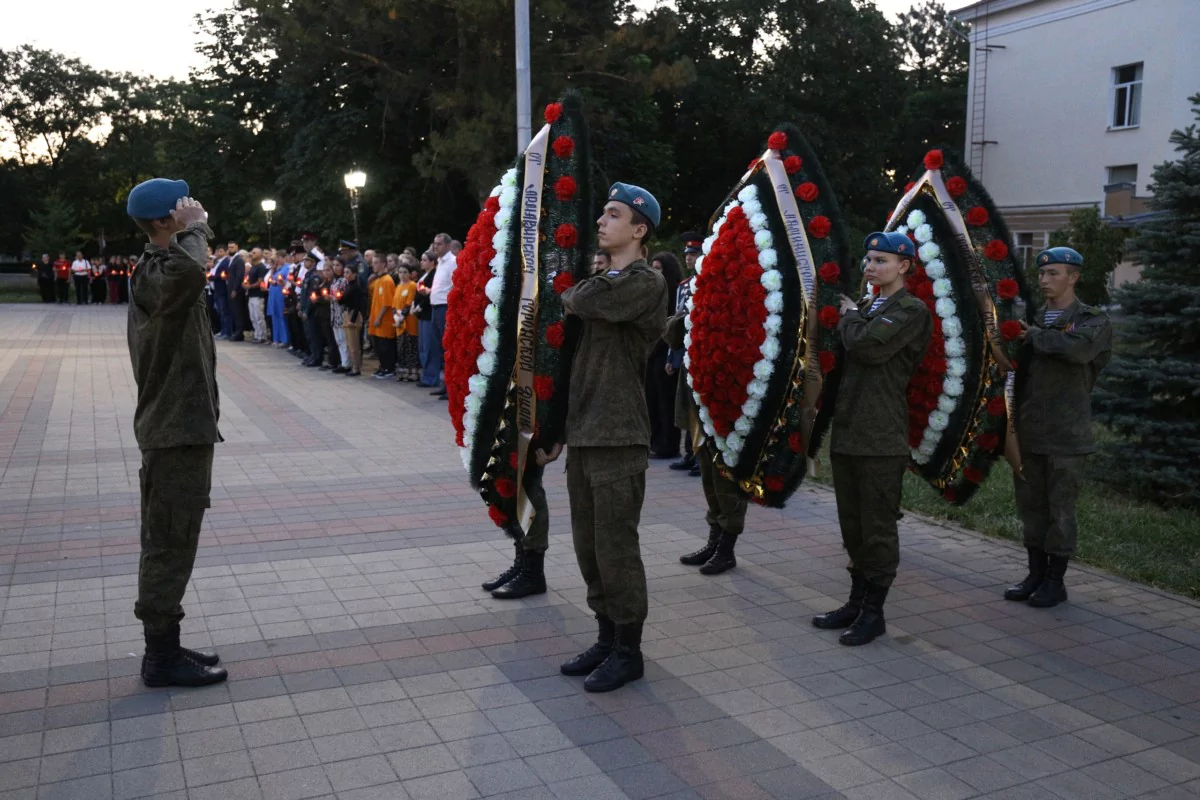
[[267, 264, 291, 344]]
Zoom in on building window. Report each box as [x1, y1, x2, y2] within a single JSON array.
[[1014, 232, 1043, 272], [1107, 164, 1138, 186], [1111, 63, 1143, 129]]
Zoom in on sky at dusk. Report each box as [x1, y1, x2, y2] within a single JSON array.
[[3, 0, 975, 81]]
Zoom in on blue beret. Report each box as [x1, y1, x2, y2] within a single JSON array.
[[127, 178, 189, 219], [1036, 246, 1084, 268], [864, 231, 915, 258], [607, 182, 661, 228], [339, 240, 359, 250]]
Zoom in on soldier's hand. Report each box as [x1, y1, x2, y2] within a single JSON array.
[[665, 363, 674, 376], [535, 443, 563, 466], [839, 295, 858, 315], [1017, 320, 1031, 341], [171, 197, 209, 226]]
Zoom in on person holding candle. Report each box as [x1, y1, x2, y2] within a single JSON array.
[[391, 259, 420, 381], [368, 253, 397, 379], [340, 263, 365, 376], [300, 251, 325, 367], [267, 250, 291, 347], [246, 248, 270, 343], [124, 178, 227, 687], [329, 261, 351, 372]]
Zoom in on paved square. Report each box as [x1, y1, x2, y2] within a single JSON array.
[[1, 304, 1198, 799]]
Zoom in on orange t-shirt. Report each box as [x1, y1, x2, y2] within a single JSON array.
[[392, 281, 419, 337], [368, 274, 396, 337]]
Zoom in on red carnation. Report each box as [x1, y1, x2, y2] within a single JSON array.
[[488, 505, 508, 527], [915, 281, 934, 300], [554, 223, 578, 249], [747, 158, 761, 170], [966, 207, 989, 227], [494, 478, 517, 498], [788, 432, 804, 453], [988, 396, 1007, 416], [924, 149, 944, 170], [943, 487, 958, 504], [554, 176, 577, 201], [765, 476, 786, 492], [767, 131, 788, 151], [552, 135, 575, 159], [818, 306, 840, 329], [808, 216, 832, 239], [978, 433, 1000, 451], [784, 155, 803, 175], [818, 261, 840, 284], [996, 279, 1019, 300], [819, 350, 836, 374], [985, 239, 1009, 261], [947, 176, 967, 197], [904, 181, 916, 193], [534, 375, 555, 401], [509, 452, 519, 469], [545, 321, 565, 348], [1000, 320, 1022, 341], [796, 182, 819, 203], [544, 102, 563, 123], [963, 467, 985, 485], [553, 271, 575, 294]]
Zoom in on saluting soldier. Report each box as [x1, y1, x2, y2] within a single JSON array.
[[540, 183, 667, 692], [125, 179, 227, 686], [1005, 246, 1112, 608], [814, 232, 932, 647]]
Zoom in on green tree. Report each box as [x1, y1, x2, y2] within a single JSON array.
[[23, 193, 84, 256], [1093, 93, 1200, 507], [1047, 206, 1126, 305]]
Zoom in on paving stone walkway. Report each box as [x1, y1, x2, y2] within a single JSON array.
[[1, 303, 1198, 800]]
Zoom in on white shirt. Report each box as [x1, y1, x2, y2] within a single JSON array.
[[71, 259, 89, 276], [430, 251, 457, 306]]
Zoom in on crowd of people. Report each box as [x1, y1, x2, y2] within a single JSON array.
[[31, 251, 134, 305]]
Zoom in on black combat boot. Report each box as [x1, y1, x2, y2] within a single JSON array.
[[141, 626, 228, 688], [482, 540, 523, 592], [669, 454, 695, 471], [679, 525, 721, 566], [561, 615, 615, 676], [1028, 555, 1069, 608], [838, 582, 888, 647], [1004, 547, 1047, 601], [491, 551, 546, 599], [812, 572, 866, 630], [700, 531, 738, 575], [585, 622, 645, 693]]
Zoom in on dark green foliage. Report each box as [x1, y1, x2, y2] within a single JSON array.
[[23, 193, 84, 257], [1047, 207, 1127, 306], [1093, 93, 1200, 507]]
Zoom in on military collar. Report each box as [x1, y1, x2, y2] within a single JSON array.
[[859, 286, 909, 316], [1038, 298, 1081, 328]]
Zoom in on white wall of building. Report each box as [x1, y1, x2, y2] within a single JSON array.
[[959, 0, 1200, 210]]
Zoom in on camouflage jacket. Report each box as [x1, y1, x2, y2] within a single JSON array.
[[1017, 300, 1113, 455], [127, 222, 223, 450], [830, 288, 932, 456], [561, 260, 667, 449]]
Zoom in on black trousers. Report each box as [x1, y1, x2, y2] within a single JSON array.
[[230, 293, 246, 339], [645, 352, 680, 457], [374, 335, 397, 372], [56, 279, 70, 303], [305, 313, 325, 363], [73, 275, 89, 305], [37, 278, 55, 303], [287, 312, 307, 352]]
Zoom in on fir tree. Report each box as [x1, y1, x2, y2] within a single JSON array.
[[23, 193, 84, 257], [1093, 93, 1200, 507]]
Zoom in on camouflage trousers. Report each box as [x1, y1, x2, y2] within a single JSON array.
[[1014, 453, 1085, 557], [830, 453, 906, 588], [697, 441, 747, 536], [135, 445, 214, 636], [519, 464, 549, 554], [566, 446, 649, 625]]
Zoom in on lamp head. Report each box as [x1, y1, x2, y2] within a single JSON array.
[[344, 170, 367, 190], [261, 199, 277, 213]]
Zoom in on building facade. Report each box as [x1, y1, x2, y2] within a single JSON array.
[[951, 0, 1200, 284]]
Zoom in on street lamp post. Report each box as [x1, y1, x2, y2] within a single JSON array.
[[261, 199, 276, 248], [343, 169, 367, 244]]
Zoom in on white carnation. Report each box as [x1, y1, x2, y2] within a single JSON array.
[[683, 353, 691, 370], [494, 208, 512, 230], [485, 277, 504, 303], [758, 249, 779, 269], [941, 316, 962, 338], [753, 359, 774, 381], [484, 304, 500, 327], [918, 438, 937, 456], [477, 351, 497, 376], [914, 224, 934, 244], [750, 212, 769, 232], [492, 229, 510, 253], [482, 327, 499, 353], [938, 394, 958, 413], [724, 450, 739, 467], [944, 375, 965, 396], [726, 432, 745, 452], [933, 278, 953, 299], [760, 338, 780, 361], [500, 186, 518, 208], [925, 260, 946, 280], [919, 242, 941, 263], [742, 199, 763, 218], [465, 394, 482, 415], [699, 405, 711, 423], [702, 235, 717, 255], [754, 229, 773, 250], [896, 225, 909, 235], [737, 185, 758, 203], [704, 422, 715, 438], [761, 270, 782, 291], [764, 314, 782, 333], [694, 256, 704, 275], [715, 434, 727, 450], [501, 168, 517, 187], [747, 379, 768, 398], [947, 357, 967, 377], [684, 314, 693, 330], [468, 374, 488, 395], [488, 184, 502, 199], [912, 451, 930, 465], [734, 416, 752, 435], [935, 297, 957, 318], [906, 209, 926, 228], [742, 398, 762, 419], [724, 201, 739, 217], [928, 410, 950, 432], [683, 332, 692, 349], [945, 337, 966, 358], [765, 291, 784, 313]]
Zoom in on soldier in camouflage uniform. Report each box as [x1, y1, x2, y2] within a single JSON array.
[[663, 310, 747, 574], [814, 232, 932, 647], [540, 182, 667, 693], [483, 463, 550, 600], [126, 179, 227, 687], [1005, 246, 1112, 608]]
